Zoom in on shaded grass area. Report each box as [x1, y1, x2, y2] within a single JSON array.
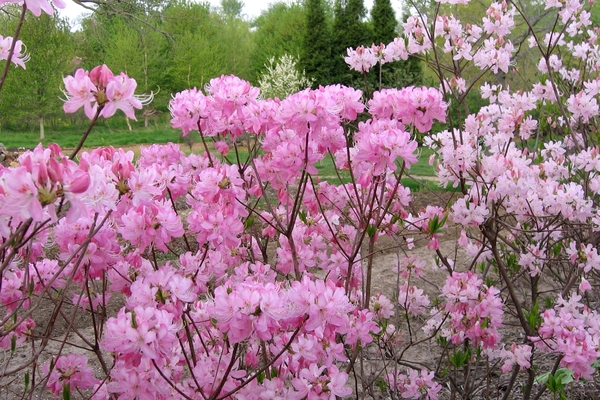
[[314, 148, 435, 178], [3, 126, 444, 190], [0, 123, 192, 150]]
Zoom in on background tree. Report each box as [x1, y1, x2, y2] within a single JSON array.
[[331, 0, 371, 86], [301, 0, 334, 86], [370, 0, 399, 88], [258, 54, 314, 99], [220, 0, 243, 18], [162, 0, 228, 91], [0, 13, 75, 138], [249, 2, 306, 83], [217, 0, 254, 79]]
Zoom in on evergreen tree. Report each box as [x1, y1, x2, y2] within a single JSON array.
[[371, 0, 398, 88], [301, 0, 333, 86], [331, 0, 371, 86], [371, 0, 396, 45]]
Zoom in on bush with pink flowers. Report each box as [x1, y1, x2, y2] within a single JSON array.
[[1, 0, 600, 399]]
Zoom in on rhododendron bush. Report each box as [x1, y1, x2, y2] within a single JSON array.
[[1, 0, 600, 398]]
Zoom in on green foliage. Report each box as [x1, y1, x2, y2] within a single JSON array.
[[450, 348, 470, 369], [371, 0, 396, 44], [220, 0, 243, 18], [0, 13, 75, 135], [162, 1, 229, 90], [524, 300, 542, 331], [370, 0, 397, 89], [331, 0, 371, 86], [301, 0, 334, 86], [535, 368, 575, 399], [250, 2, 306, 83]]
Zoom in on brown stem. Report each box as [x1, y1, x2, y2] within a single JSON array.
[[70, 104, 105, 159], [0, 4, 27, 94]]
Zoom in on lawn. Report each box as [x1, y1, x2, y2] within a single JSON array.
[[2, 125, 438, 186], [0, 123, 190, 149]]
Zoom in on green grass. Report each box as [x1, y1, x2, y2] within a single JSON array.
[[314, 148, 435, 180], [0, 124, 191, 149], [2, 124, 438, 186]]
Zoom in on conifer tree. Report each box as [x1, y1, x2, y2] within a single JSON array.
[[371, 0, 398, 88], [331, 0, 371, 86], [371, 0, 396, 45], [301, 0, 334, 86]]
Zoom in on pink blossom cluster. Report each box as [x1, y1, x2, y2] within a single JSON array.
[[386, 368, 442, 400], [63, 64, 151, 120], [4, 0, 600, 395], [0, 86, 408, 397], [431, 272, 504, 349], [0, 144, 90, 225], [368, 86, 447, 132], [43, 354, 99, 396], [532, 294, 600, 380]]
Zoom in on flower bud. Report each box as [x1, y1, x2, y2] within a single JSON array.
[[89, 65, 113, 89]]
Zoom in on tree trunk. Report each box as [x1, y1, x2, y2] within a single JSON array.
[[39, 116, 44, 141]]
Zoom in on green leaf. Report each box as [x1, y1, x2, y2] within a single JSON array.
[[375, 377, 388, 392], [243, 216, 255, 230], [366, 225, 377, 238], [524, 300, 541, 330], [10, 335, 16, 353], [555, 368, 574, 385], [130, 310, 138, 328], [24, 371, 29, 390], [428, 213, 447, 235], [535, 372, 550, 385], [298, 211, 307, 224], [257, 371, 265, 384], [553, 243, 562, 257], [62, 384, 71, 400], [450, 348, 470, 369]]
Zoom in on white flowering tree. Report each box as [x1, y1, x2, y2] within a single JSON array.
[[257, 53, 314, 99]]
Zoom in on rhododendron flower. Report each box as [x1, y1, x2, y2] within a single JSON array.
[[43, 354, 99, 396], [499, 343, 532, 372], [102, 73, 143, 119], [387, 368, 441, 400], [0, 35, 28, 68], [63, 65, 152, 120], [0, 0, 65, 16], [345, 45, 379, 72]]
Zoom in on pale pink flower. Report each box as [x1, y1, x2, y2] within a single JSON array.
[[0, 0, 65, 16], [0, 35, 28, 68]]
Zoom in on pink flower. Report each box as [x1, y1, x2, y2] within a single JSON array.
[[579, 277, 592, 292], [345, 46, 378, 72], [43, 354, 99, 396], [102, 73, 143, 120], [63, 69, 97, 119], [387, 368, 441, 400], [0, 0, 65, 16], [63, 66, 151, 120], [0, 35, 28, 68], [499, 343, 532, 372], [89, 64, 114, 88]]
